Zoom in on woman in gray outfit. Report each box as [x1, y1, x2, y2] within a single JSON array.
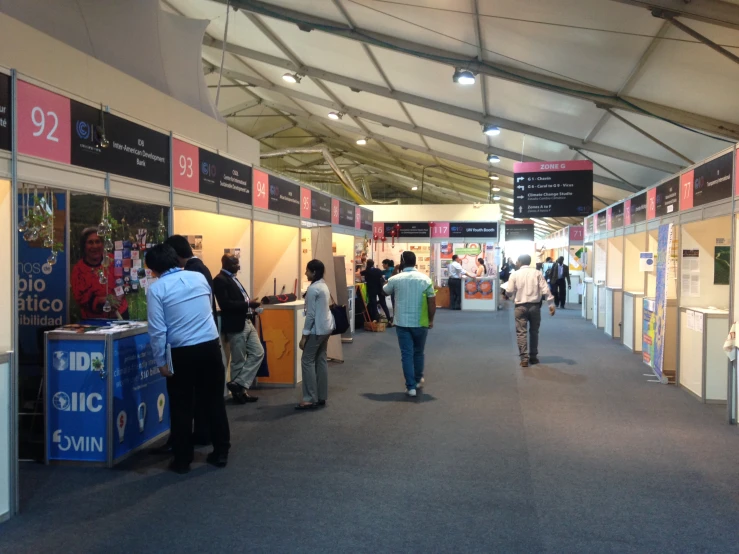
[[296, 259, 335, 410]]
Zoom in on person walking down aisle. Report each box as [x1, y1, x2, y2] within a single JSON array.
[[213, 255, 264, 404], [548, 256, 571, 309], [296, 259, 335, 410], [542, 256, 554, 292], [145, 245, 231, 474], [503, 254, 555, 368], [383, 251, 436, 397], [448, 254, 475, 310], [361, 259, 392, 325]]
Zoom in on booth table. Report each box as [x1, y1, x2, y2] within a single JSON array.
[[678, 307, 729, 403], [258, 301, 306, 387], [605, 286, 623, 339], [622, 291, 644, 352], [462, 276, 498, 311], [45, 323, 169, 466]]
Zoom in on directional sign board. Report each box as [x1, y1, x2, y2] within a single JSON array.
[[513, 160, 593, 218]]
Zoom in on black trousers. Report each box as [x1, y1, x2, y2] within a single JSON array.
[[167, 339, 230, 465], [553, 279, 567, 308], [367, 288, 391, 321], [449, 278, 462, 310]]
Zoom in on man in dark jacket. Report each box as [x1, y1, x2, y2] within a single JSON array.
[[361, 259, 392, 324], [213, 255, 263, 404], [548, 256, 571, 309]]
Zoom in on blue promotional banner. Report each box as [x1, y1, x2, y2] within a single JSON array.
[[18, 193, 67, 362], [653, 223, 673, 380], [112, 333, 169, 460], [46, 338, 107, 462]]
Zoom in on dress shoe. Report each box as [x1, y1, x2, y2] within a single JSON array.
[[317, 400, 326, 407], [243, 393, 258, 403], [529, 358, 540, 365], [168, 460, 191, 475], [150, 443, 173, 455], [206, 452, 228, 468], [520, 360, 529, 368]]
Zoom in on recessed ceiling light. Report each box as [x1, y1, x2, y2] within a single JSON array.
[[488, 173, 499, 180], [487, 154, 500, 164], [328, 111, 343, 120], [411, 186, 419, 191], [356, 138, 367, 145], [282, 73, 302, 84], [483, 124, 501, 136], [452, 69, 476, 86]]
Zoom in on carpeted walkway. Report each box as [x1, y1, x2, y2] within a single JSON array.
[[3, 305, 739, 553]]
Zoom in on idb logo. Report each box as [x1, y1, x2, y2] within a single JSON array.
[[53, 350, 104, 371], [201, 162, 217, 178]]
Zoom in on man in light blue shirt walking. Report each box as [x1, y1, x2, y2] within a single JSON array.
[[146, 244, 230, 474]]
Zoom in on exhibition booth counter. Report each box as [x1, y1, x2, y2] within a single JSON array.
[[462, 276, 498, 311], [679, 307, 729, 403], [605, 286, 623, 339], [622, 291, 644, 353], [45, 323, 168, 466], [257, 300, 306, 387]]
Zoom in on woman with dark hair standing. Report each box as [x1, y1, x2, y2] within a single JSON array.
[[475, 257, 486, 277], [296, 259, 335, 410]]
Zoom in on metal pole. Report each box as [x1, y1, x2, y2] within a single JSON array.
[[729, 149, 737, 424], [9, 69, 19, 516], [655, 10, 739, 67]]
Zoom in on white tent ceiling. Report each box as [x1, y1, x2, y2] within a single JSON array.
[[163, 0, 739, 234]]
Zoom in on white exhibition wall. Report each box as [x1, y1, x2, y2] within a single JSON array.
[[680, 217, 732, 310], [173, 209, 252, 294], [623, 233, 646, 293], [594, 240, 607, 283], [606, 237, 624, 288], [0, 14, 259, 165], [253, 222, 299, 300]]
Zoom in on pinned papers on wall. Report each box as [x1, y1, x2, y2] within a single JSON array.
[[639, 252, 654, 272], [695, 311, 704, 333], [681, 249, 700, 298], [687, 310, 695, 331]]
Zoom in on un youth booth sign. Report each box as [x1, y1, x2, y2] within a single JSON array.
[[46, 339, 107, 463]]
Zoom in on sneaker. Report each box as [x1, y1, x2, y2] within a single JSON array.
[[416, 378, 425, 388], [406, 388, 417, 397]]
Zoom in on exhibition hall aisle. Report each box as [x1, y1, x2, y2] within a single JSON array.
[[3, 308, 739, 552]]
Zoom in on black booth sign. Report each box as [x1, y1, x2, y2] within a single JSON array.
[[70, 101, 170, 186], [692, 152, 733, 208], [0, 73, 10, 151], [198, 149, 252, 205], [268, 175, 301, 216], [310, 191, 332, 223], [611, 203, 624, 229], [585, 217, 594, 236], [630, 192, 647, 224], [504, 222, 534, 241], [359, 208, 373, 232], [597, 211, 607, 232], [385, 222, 430, 238], [450, 222, 498, 238], [655, 177, 679, 217], [339, 200, 355, 227]]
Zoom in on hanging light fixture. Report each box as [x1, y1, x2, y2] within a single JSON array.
[[488, 173, 499, 180], [452, 69, 476, 85], [282, 73, 302, 84], [411, 186, 419, 191], [356, 138, 368, 146], [487, 154, 500, 164], [492, 195, 501, 201], [328, 111, 344, 120], [492, 186, 500, 192], [483, 124, 501, 136]]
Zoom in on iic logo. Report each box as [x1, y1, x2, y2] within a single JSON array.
[[53, 391, 103, 413], [201, 162, 217, 178]]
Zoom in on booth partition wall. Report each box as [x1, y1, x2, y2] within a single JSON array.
[[0, 68, 373, 519], [584, 146, 737, 419]]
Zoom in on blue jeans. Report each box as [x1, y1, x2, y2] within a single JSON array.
[[395, 326, 429, 390]]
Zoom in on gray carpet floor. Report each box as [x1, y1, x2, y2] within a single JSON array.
[[3, 305, 739, 553]]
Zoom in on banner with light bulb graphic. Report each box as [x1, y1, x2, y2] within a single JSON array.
[[112, 332, 169, 461]]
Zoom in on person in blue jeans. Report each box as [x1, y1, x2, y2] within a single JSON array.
[[382, 250, 436, 397]]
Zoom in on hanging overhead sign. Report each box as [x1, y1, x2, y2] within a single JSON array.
[[504, 220, 534, 241], [680, 151, 733, 210], [513, 160, 593, 218], [654, 177, 679, 217], [197, 148, 252, 205], [0, 73, 10, 151]]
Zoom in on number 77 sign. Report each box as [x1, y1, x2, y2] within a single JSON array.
[[680, 169, 694, 211], [17, 81, 71, 164]]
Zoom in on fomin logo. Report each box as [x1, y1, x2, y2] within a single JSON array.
[[52, 429, 103, 453]]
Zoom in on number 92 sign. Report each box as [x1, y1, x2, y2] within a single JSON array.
[[17, 81, 71, 164]]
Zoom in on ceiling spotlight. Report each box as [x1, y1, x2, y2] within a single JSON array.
[[488, 173, 499, 181], [483, 124, 501, 136], [492, 195, 501, 201], [356, 138, 368, 146], [282, 73, 302, 84], [492, 186, 500, 192], [487, 154, 500, 164], [452, 68, 476, 85], [328, 111, 344, 120], [411, 186, 419, 191]]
